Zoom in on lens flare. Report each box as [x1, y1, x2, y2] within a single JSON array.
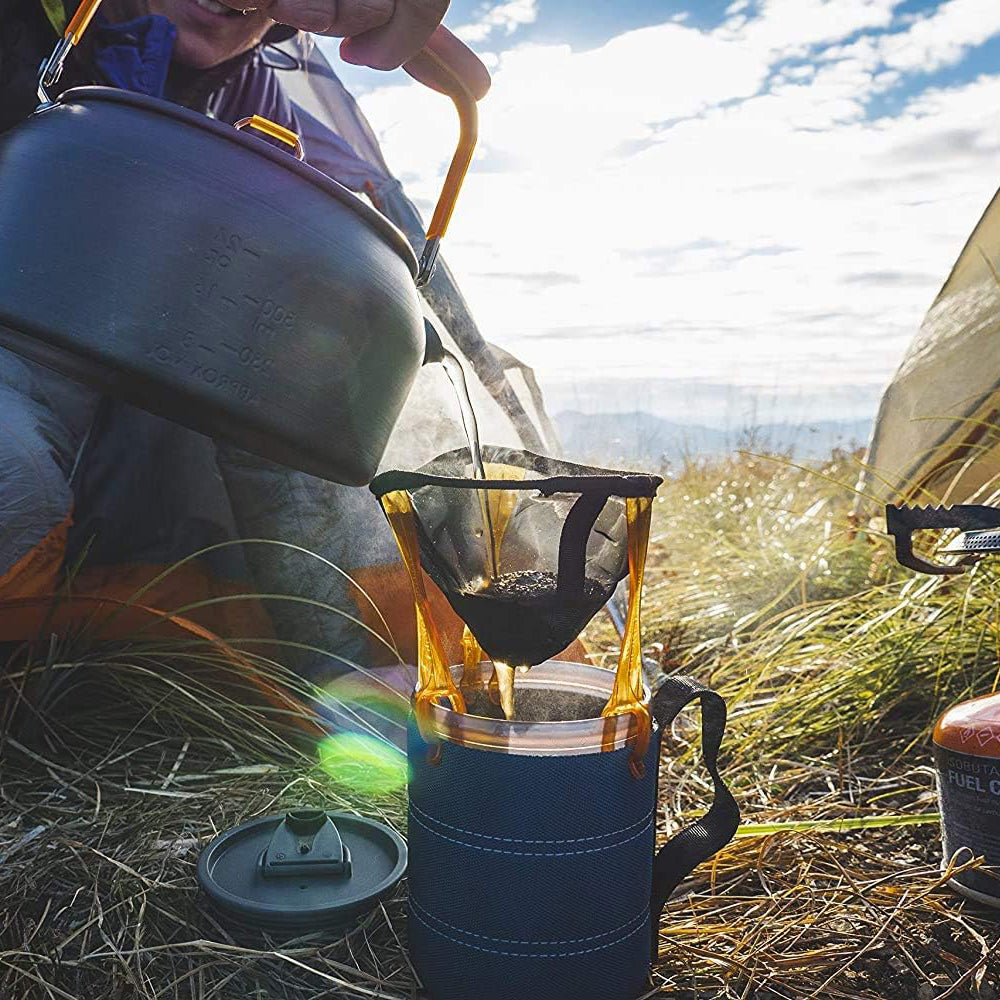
[[314, 670, 412, 793], [314, 670, 412, 743], [318, 732, 407, 795]]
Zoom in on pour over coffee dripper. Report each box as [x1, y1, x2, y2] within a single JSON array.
[[370, 447, 662, 767]]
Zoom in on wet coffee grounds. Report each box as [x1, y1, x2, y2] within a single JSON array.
[[446, 570, 606, 668]]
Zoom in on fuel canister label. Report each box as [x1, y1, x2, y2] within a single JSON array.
[[934, 744, 1000, 898]]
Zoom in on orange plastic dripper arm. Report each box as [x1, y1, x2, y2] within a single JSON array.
[[601, 496, 654, 775], [380, 490, 466, 735]]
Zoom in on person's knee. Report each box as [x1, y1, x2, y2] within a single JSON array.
[[0, 350, 101, 476], [0, 391, 74, 574]]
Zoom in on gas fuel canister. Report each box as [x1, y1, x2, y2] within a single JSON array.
[[934, 693, 1000, 906]]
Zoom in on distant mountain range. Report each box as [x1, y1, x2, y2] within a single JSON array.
[[554, 411, 872, 466]]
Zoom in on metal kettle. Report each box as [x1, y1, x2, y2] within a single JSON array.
[[0, 0, 486, 485]]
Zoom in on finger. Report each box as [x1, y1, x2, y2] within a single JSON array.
[[338, 0, 447, 71], [263, 0, 394, 37], [402, 25, 491, 101]]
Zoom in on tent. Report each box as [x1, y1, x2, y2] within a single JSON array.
[[860, 185, 1000, 507]]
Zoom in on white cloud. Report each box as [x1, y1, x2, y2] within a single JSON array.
[[354, 2, 1000, 413], [718, 0, 899, 57], [362, 23, 768, 175], [455, 0, 538, 44], [819, 0, 1000, 76], [878, 0, 1000, 72]]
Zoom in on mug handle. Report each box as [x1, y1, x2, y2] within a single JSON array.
[[648, 676, 741, 960]]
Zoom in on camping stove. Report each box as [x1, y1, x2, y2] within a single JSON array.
[[885, 503, 1000, 575]]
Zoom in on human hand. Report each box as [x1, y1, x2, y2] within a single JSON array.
[[245, 1, 490, 98]]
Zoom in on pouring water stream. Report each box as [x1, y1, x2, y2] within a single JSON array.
[[437, 353, 498, 576], [426, 322, 516, 716]]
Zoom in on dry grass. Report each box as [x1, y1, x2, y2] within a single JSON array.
[[4, 447, 1000, 997], [0, 640, 412, 999]]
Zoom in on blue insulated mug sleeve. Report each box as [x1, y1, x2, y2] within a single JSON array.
[[408, 722, 661, 1000], [649, 676, 741, 956]]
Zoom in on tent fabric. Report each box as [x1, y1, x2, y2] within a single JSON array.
[[0, 19, 562, 679], [861, 184, 1000, 507], [0, 594, 322, 741]]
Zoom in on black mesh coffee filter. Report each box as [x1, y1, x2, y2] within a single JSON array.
[[371, 448, 662, 667]]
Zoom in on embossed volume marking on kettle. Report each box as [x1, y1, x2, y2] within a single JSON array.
[[0, 4, 486, 485]]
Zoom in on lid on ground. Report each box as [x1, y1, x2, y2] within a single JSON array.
[[197, 808, 406, 934]]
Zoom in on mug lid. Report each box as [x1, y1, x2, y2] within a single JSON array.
[[197, 809, 406, 934]]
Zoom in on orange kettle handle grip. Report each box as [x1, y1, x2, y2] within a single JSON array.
[[38, 0, 106, 100], [403, 29, 490, 285], [65, 0, 105, 44]]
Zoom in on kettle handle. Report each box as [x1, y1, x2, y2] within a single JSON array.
[[403, 34, 488, 286], [36, 4, 485, 287], [38, 0, 105, 102]]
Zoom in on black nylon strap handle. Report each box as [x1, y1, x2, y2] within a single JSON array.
[[648, 675, 740, 959], [556, 492, 607, 595]]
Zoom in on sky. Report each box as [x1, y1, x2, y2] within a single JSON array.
[[318, 1, 1000, 428]]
